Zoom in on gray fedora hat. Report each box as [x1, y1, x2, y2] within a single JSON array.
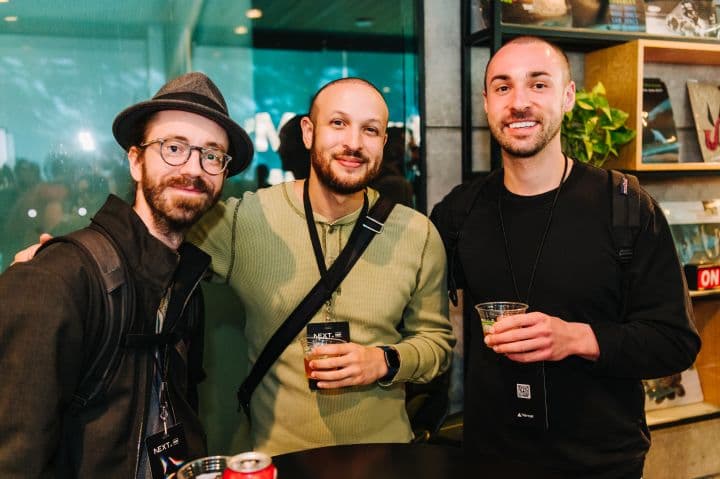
[[112, 72, 253, 177]]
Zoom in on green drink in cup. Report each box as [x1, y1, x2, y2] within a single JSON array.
[[474, 301, 529, 335]]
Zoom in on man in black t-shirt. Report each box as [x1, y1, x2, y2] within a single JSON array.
[[431, 36, 700, 478]]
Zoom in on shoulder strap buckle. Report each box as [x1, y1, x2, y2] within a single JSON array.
[[363, 215, 385, 234]]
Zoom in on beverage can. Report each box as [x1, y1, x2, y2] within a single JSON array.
[[222, 451, 277, 479]]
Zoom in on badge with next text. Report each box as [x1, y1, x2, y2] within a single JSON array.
[[146, 423, 188, 479]]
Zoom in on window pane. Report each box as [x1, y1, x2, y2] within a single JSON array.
[[0, 0, 420, 270]]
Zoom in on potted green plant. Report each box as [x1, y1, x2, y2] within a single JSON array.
[[561, 82, 636, 167]]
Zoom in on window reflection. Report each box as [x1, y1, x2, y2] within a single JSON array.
[[0, 1, 420, 267]]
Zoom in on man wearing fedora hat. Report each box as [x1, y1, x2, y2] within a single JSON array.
[[0, 72, 253, 478]]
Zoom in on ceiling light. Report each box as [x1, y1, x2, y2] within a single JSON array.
[[355, 17, 374, 28], [246, 8, 262, 20], [0, 1, 10, 4], [4, 16, 17, 22], [234, 25, 248, 35]]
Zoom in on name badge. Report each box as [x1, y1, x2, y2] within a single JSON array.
[[146, 423, 188, 479], [500, 358, 549, 430]]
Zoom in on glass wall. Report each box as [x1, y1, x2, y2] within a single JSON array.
[[0, 0, 421, 270], [0, 0, 421, 452]]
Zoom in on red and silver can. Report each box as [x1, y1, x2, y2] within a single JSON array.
[[222, 451, 277, 479]]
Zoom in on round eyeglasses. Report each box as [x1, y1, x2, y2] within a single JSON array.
[[140, 138, 232, 176]]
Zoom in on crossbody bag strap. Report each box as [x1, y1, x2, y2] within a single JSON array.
[[236, 195, 396, 418]]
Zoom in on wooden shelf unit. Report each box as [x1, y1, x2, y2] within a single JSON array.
[[692, 297, 720, 409], [584, 39, 720, 172]]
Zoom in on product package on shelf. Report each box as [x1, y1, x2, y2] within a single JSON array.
[[643, 367, 704, 411], [587, 0, 647, 31], [687, 80, 720, 163], [645, 0, 720, 38], [472, 0, 489, 32], [661, 198, 720, 267], [498, 0, 573, 27], [642, 77, 680, 163]]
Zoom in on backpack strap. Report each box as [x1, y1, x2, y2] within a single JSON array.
[[609, 170, 642, 319], [40, 227, 134, 414], [610, 170, 641, 265], [443, 170, 502, 306]]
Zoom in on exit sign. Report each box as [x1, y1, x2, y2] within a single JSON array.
[[684, 264, 720, 291]]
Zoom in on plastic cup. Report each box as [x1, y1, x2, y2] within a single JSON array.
[[299, 336, 346, 378], [474, 301, 529, 335]]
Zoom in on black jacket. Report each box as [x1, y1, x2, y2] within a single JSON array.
[[0, 195, 209, 478], [431, 163, 701, 478]]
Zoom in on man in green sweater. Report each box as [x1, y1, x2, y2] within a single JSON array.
[[189, 77, 455, 455]]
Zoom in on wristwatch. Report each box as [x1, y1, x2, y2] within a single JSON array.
[[377, 345, 400, 385]]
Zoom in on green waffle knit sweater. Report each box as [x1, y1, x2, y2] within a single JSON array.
[[188, 181, 454, 456]]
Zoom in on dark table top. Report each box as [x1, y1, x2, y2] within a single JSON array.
[[272, 443, 566, 479]]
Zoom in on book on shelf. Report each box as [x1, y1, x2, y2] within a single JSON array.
[[687, 81, 720, 164], [645, 0, 720, 37], [642, 77, 680, 163], [588, 0, 647, 31]]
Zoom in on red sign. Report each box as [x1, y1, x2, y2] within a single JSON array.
[[684, 264, 720, 291]]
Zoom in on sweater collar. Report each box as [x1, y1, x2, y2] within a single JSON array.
[[282, 181, 380, 226]]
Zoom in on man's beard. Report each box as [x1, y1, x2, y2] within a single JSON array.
[[310, 147, 381, 195], [490, 110, 563, 158], [140, 162, 220, 236]]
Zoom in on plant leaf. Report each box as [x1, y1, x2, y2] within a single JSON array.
[[584, 138, 593, 163], [560, 81, 634, 167], [611, 129, 636, 144], [576, 99, 594, 110]]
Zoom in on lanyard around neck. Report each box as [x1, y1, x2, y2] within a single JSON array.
[[302, 178, 369, 280], [498, 154, 568, 306]]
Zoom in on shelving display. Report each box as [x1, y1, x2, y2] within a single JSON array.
[[585, 39, 720, 171]]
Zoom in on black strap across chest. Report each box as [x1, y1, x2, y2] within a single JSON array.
[[236, 190, 395, 417]]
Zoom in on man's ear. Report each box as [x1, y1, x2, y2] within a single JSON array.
[[300, 116, 314, 150], [128, 146, 143, 183], [563, 81, 577, 113]]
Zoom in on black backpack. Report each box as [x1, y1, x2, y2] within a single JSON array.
[[39, 226, 135, 414], [441, 168, 642, 307]]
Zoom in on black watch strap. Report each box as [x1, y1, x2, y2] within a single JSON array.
[[378, 345, 400, 385]]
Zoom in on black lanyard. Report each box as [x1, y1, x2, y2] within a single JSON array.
[[498, 154, 568, 306], [303, 178, 369, 281]]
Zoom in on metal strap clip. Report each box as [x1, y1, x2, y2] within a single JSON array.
[[363, 215, 385, 234], [620, 176, 628, 195]]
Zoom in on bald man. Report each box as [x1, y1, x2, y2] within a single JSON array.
[[432, 36, 699, 478], [189, 77, 454, 455]]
